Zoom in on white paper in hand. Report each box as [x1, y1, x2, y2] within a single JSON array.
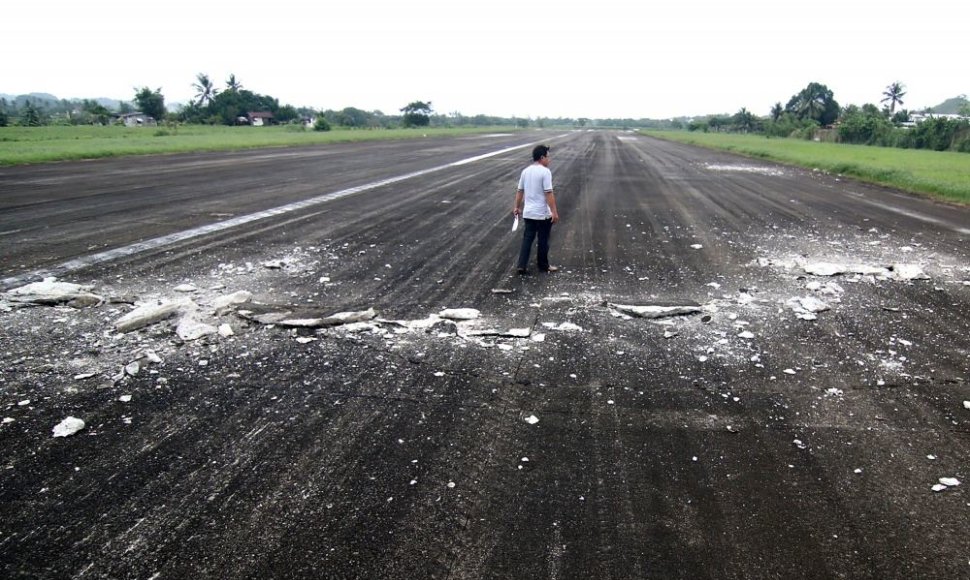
[[512, 216, 520, 232]]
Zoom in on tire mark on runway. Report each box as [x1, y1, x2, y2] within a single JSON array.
[[1, 139, 567, 291]]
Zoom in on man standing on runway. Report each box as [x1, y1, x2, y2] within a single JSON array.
[[513, 144, 559, 274]]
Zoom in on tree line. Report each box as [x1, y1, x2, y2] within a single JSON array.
[[685, 82, 970, 153], [2, 77, 968, 153]]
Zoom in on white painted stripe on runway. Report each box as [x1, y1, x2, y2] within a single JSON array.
[[855, 198, 970, 236], [2, 139, 561, 289]]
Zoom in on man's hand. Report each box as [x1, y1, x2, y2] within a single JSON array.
[[512, 208, 521, 216], [550, 212, 560, 224]]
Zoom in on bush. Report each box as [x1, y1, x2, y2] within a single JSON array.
[[838, 113, 893, 145], [313, 117, 331, 132]]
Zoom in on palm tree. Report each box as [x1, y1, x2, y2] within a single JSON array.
[[881, 82, 906, 114], [734, 107, 755, 133], [770, 102, 783, 122], [192, 73, 218, 107], [226, 74, 243, 93], [798, 86, 826, 121]]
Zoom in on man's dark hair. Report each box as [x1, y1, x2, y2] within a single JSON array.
[[532, 144, 550, 162]]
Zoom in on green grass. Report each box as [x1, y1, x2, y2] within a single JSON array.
[[0, 125, 520, 166], [643, 130, 970, 205]]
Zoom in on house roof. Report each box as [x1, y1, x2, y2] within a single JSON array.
[[247, 111, 274, 119]]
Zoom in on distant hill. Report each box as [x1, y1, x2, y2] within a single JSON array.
[[0, 92, 59, 107], [930, 96, 969, 114], [0, 93, 124, 110]]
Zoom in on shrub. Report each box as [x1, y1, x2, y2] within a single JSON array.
[[313, 117, 331, 132]]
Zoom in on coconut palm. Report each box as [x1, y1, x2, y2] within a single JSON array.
[[226, 74, 243, 93], [192, 73, 218, 107], [881, 82, 906, 114], [770, 102, 783, 122], [734, 107, 755, 132]]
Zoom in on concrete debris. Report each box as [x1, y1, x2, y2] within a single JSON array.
[[806, 281, 844, 296], [938, 477, 961, 487], [787, 296, 830, 320], [278, 308, 378, 328], [173, 284, 198, 293], [52, 417, 85, 438], [963, 401, 970, 410], [608, 303, 703, 319], [737, 330, 755, 339], [211, 291, 253, 313], [218, 324, 235, 337], [525, 415, 540, 425], [802, 261, 929, 281], [425, 319, 458, 336], [491, 288, 514, 294], [542, 322, 584, 332], [241, 310, 292, 325], [891, 264, 929, 281], [465, 327, 531, 338], [5, 278, 103, 306], [140, 350, 163, 364], [114, 300, 184, 333], [438, 308, 481, 321], [125, 361, 141, 377], [176, 316, 218, 341], [263, 260, 287, 269]]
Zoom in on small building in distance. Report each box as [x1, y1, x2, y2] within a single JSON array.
[[115, 112, 156, 127], [247, 111, 274, 127]]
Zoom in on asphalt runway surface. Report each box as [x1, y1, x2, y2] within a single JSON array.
[[1, 131, 968, 579]]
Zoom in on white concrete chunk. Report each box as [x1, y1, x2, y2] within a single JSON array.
[[211, 291, 253, 313], [278, 308, 377, 328], [176, 316, 218, 341], [438, 308, 481, 320], [52, 417, 85, 438], [114, 300, 182, 332], [608, 303, 702, 319], [5, 278, 101, 305]]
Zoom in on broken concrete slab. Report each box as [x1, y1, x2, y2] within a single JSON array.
[[802, 261, 929, 281], [542, 322, 584, 332], [176, 316, 219, 341], [52, 417, 85, 438], [277, 308, 378, 328], [211, 291, 253, 313], [890, 264, 929, 281], [114, 300, 186, 333], [607, 302, 703, 319], [787, 296, 831, 320], [4, 278, 103, 306], [439, 308, 481, 321]]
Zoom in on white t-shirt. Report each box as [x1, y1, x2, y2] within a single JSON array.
[[518, 163, 553, 219]]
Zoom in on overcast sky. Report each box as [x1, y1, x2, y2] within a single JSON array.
[[4, 0, 967, 119]]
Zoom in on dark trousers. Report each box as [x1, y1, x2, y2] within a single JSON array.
[[517, 218, 553, 271]]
